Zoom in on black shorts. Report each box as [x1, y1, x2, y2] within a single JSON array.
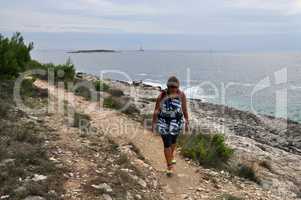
[[161, 134, 178, 148]]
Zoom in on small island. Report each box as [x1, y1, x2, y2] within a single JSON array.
[[68, 49, 117, 53]]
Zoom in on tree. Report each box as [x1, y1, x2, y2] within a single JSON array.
[[0, 32, 34, 78]]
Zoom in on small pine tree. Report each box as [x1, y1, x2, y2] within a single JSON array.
[[0, 32, 34, 78]]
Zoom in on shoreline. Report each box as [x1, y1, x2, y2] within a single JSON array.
[[72, 72, 301, 198], [77, 72, 301, 155], [78, 72, 300, 125]]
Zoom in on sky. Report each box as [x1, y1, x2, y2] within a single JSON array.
[[1, 0, 301, 51]]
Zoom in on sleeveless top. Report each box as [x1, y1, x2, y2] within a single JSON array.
[[156, 90, 184, 135]]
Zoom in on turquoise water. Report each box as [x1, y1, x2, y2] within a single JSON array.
[[31, 50, 301, 122]]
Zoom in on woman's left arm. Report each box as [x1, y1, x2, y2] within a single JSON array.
[[181, 92, 189, 125]]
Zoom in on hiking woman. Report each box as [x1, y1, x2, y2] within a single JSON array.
[[152, 76, 189, 176]]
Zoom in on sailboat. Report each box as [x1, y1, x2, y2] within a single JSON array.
[[138, 45, 144, 52]]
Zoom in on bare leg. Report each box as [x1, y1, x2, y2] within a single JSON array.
[[171, 143, 177, 160], [164, 147, 173, 170]]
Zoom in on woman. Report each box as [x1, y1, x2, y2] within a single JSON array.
[[152, 76, 189, 176]]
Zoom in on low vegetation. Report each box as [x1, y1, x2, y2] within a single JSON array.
[[178, 132, 262, 184], [218, 194, 243, 200], [103, 96, 119, 109], [0, 32, 33, 79], [178, 133, 234, 168], [0, 80, 65, 199], [36, 59, 75, 83], [95, 80, 110, 92], [107, 88, 124, 97], [0, 32, 76, 83], [103, 96, 140, 115], [236, 164, 261, 184], [74, 80, 110, 100], [74, 84, 92, 99], [73, 111, 91, 128]]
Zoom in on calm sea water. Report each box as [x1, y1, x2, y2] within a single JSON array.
[[31, 50, 301, 122]]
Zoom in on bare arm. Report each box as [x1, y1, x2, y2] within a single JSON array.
[[152, 93, 162, 132], [181, 92, 189, 123]]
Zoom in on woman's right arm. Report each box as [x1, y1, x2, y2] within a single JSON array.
[[152, 94, 162, 132]]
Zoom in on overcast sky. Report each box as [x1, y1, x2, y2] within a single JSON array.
[[1, 0, 301, 51]]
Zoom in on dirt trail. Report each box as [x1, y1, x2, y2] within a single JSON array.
[[90, 111, 203, 199], [35, 80, 212, 200], [46, 117, 99, 200]]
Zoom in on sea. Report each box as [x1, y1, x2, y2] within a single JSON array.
[[31, 50, 301, 122]]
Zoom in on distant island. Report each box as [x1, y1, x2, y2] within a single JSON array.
[[68, 49, 117, 53]]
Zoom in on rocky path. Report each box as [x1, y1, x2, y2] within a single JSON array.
[[42, 89, 164, 200], [45, 116, 99, 200], [35, 80, 275, 200]]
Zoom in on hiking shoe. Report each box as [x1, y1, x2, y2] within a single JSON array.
[[171, 159, 177, 165], [166, 169, 173, 177]]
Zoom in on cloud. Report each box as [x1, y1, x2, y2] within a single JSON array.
[[0, 0, 300, 35], [226, 0, 299, 14]]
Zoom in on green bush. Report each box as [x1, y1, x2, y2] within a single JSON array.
[[20, 78, 37, 97], [26, 59, 42, 70], [0, 32, 33, 79], [37, 58, 75, 82], [108, 88, 124, 97], [0, 32, 75, 82], [103, 96, 119, 109], [237, 164, 260, 184], [95, 80, 110, 92], [179, 133, 233, 167]]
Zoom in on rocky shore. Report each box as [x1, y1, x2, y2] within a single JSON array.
[[78, 73, 301, 199]]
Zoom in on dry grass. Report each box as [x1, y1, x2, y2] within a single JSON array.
[[0, 80, 65, 199], [218, 194, 243, 200]]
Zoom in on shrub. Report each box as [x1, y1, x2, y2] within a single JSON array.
[[74, 80, 104, 101], [37, 58, 75, 82], [95, 80, 110, 92], [0, 100, 11, 118], [13, 124, 42, 144], [108, 88, 124, 97], [117, 153, 131, 167], [0, 32, 33, 79], [74, 86, 92, 99], [73, 112, 91, 128], [26, 59, 42, 70], [103, 96, 140, 115], [0, 80, 64, 199], [237, 164, 261, 184], [0, 32, 75, 82], [179, 133, 234, 167], [20, 78, 38, 97], [103, 96, 119, 109]]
